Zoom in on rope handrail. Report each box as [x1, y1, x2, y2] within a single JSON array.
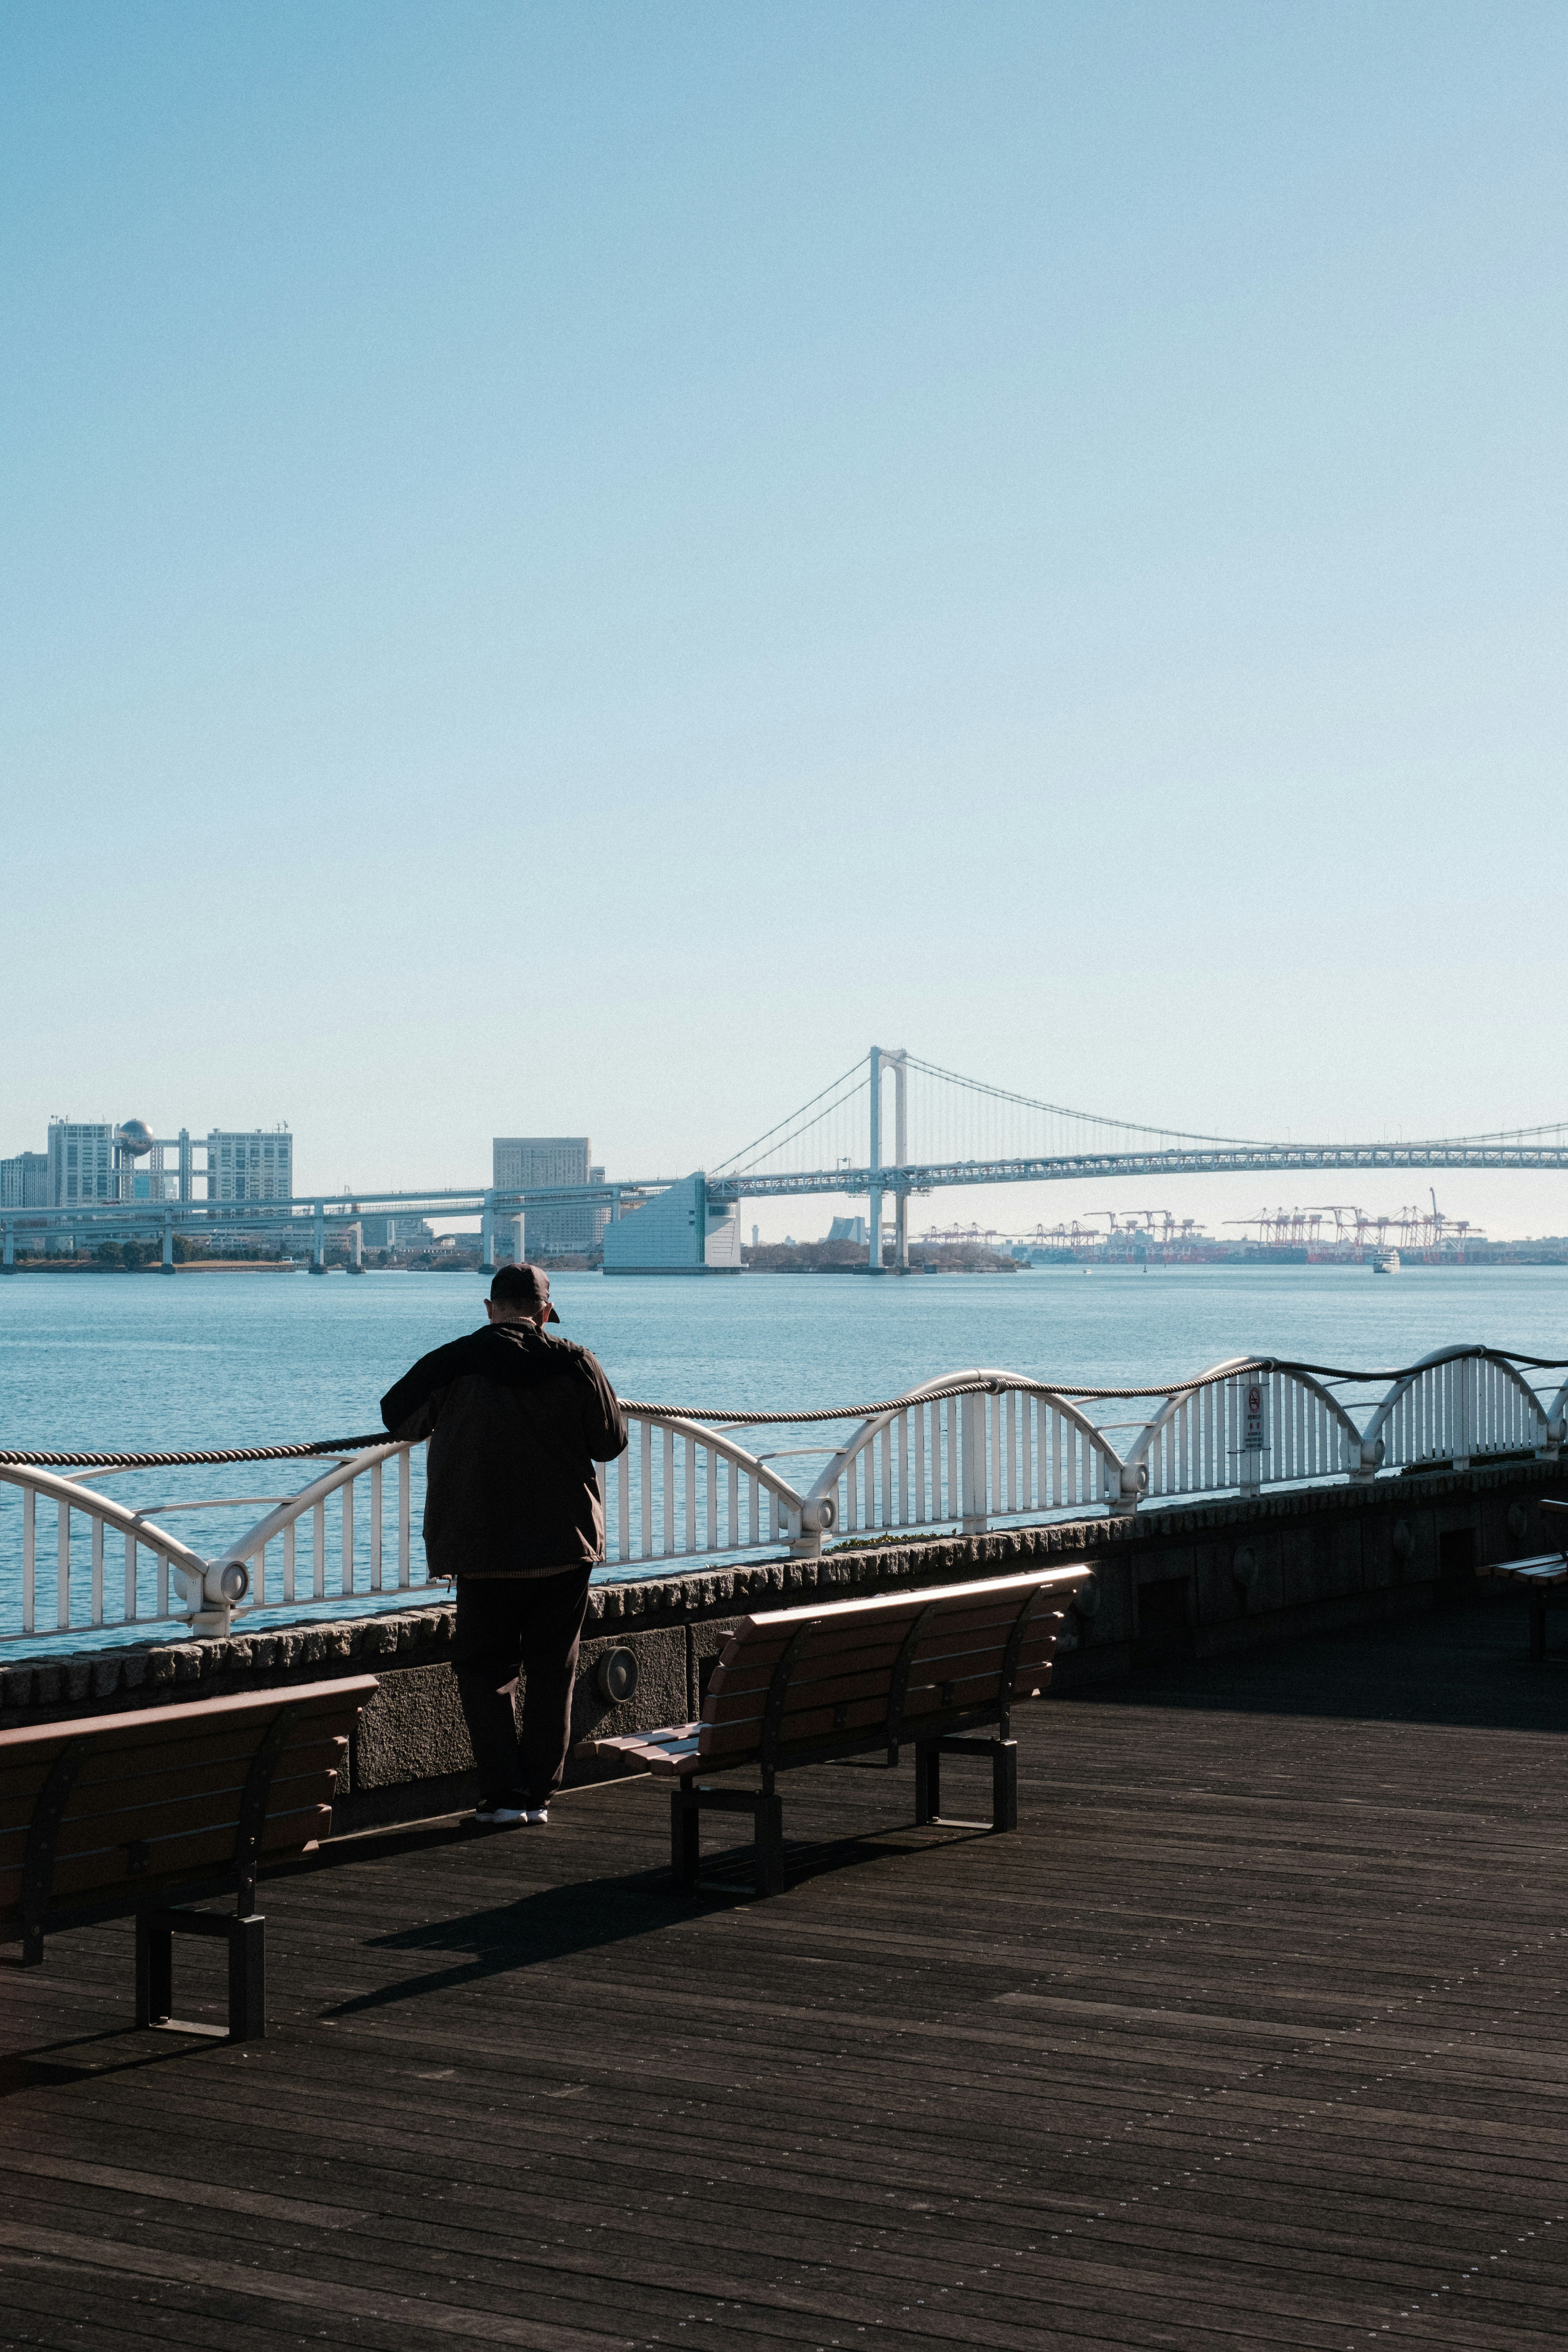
[[0, 1437, 390, 1471], [4, 1346, 1566, 1466]]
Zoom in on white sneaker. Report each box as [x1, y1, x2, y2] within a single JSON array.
[[523, 1806, 549, 1826], [473, 1800, 526, 1826]]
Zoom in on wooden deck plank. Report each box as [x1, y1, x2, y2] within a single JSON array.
[[2, 1595, 1564, 2350]]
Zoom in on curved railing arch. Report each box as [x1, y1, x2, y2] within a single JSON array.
[[802, 1368, 1129, 1543], [602, 1410, 806, 1567], [0, 1461, 234, 1637], [218, 1441, 412, 1614], [1125, 1359, 1365, 1500], [1359, 1345, 1549, 1472]]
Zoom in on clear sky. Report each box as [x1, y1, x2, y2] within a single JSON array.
[[4, 3, 1564, 1241]]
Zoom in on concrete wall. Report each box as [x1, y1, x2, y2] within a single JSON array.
[[2, 1454, 1561, 1829]]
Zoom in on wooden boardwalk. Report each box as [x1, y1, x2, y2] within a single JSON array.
[[1, 1596, 1564, 2351]]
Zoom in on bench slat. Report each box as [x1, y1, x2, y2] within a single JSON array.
[[0, 1677, 377, 1764], [0, 1800, 333, 1923], [0, 1736, 349, 1836], [701, 1625, 1061, 1727], [0, 1758, 345, 1874], [717, 1568, 1086, 1637], [706, 1592, 1068, 1677], [0, 1718, 354, 1801], [697, 1661, 1055, 1758], [1478, 1555, 1568, 1586]]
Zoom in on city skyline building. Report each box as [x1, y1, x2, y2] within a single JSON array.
[[0, 1152, 49, 1208], [492, 1136, 608, 1257], [46, 1122, 117, 1207], [205, 1127, 293, 1203], [22, 1120, 296, 1206]]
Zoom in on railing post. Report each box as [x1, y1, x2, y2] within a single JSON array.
[[960, 1393, 987, 1532], [1454, 1352, 1473, 1471], [1240, 1375, 1267, 1497], [1348, 1436, 1383, 1480], [1107, 1459, 1147, 1513]]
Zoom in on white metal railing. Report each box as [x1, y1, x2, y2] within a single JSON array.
[[2, 1343, 1562, 1648], [602, 1413, 803, 1566]]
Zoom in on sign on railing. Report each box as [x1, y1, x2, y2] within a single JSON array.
[[2, 1343, 1562, 1648]]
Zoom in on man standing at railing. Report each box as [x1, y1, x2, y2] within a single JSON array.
[[379, 1263, 628, 1827]]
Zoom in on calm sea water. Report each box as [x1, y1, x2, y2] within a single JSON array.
[[2, 1264, 1565, 1644], [3, 1260, 1567, 1449]]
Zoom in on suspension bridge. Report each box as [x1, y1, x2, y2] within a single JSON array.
[[4, 1045, 1568, 1271], [695, 1047, 1568, 1271]]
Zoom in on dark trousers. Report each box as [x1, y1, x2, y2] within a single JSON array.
[[452, 1569, 592, 1806]]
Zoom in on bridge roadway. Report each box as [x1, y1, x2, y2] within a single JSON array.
[[708, 1135, 1568, 1199], [7, 1133, 1568, 1250]]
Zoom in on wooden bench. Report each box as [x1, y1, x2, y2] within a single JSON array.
[[578, 1568, 1088, 1895], [1480, 1500, 1568, 1658], [0, 1675, 377, 2040]]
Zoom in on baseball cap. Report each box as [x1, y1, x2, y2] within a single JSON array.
[[489, 1262, 560, 1322]]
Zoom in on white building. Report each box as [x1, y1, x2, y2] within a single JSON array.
[[47, 1123, 117, 1207], [602, 1174, 742, 1274], [206, 1128, 293, 1203], [492, 1136, 608, 1257]]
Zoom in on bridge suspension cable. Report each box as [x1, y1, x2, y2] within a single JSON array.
[[710, 1056, 868, 1179], [712, 1045, 1568, 1196]]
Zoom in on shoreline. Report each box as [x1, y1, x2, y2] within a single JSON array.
[[1, 1260, 299, 1275]]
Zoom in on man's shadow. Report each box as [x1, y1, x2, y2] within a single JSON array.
[[323, 1818, 963, 2021]]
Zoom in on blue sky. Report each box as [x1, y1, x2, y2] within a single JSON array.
[[4, 3, 1564, 1239]]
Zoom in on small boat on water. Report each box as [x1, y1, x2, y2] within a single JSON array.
[[1372, 1250, 1401, 1275]]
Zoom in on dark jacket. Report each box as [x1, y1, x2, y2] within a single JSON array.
[[380, 1322, 628, 1578]]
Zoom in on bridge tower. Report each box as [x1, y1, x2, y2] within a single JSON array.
[[867, 1046, 909, 1273]]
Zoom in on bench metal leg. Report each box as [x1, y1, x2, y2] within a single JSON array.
[[671, 1783, 788, 1896], [671, 1787, 701, 1889], [135, 1913, 174, 2027], [914, 1740, 940, 1826], [1530, 1592, 1547, 1661], [916, 1735, 1018, 1833], [992, 1739, 1018, 1833], [228, 1915, 265, 2041], [134, 1908, 266, 2041]]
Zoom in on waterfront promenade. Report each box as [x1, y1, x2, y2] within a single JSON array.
[[0, 1593, 1563, 2349]]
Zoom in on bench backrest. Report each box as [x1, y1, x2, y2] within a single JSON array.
[[0, 1674, 378, 1936], [698, 1568, 1087, 1771]]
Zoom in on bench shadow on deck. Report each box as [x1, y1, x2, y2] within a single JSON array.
[[1, 1593, 1564, 2352]]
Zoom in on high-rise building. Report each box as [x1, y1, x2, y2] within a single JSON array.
[[492, 1136, 608, 1257], [47, 1123, 117, 1207], [0, 1152, 48, 1207], [206, 1128, 293, 1203]]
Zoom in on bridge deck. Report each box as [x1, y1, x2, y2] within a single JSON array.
[[1, 1597, 1564, 2350]]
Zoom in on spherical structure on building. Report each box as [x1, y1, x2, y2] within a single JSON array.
[[116, 1118, 155, 1156]]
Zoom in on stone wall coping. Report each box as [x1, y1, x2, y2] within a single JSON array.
[[1, 1452, 1559, 1724]]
